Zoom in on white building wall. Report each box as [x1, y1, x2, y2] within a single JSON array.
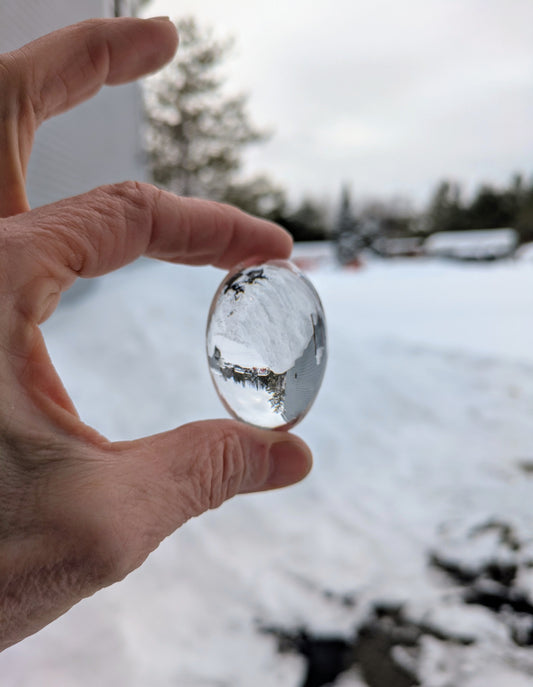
[[0, 0, 146, 209]]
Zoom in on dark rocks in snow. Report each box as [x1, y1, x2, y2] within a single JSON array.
[[263, 603, 473, 687], [429, 518, 533, 648], [516, 458, 533, 476], [428, 552, 479, 585], [429, 552, 518, 588], [262, 519, 533, 686], [469, 519, 522, 552], [353, 605, 421, 687], [465, 579, 533, 616], [264, 626, 353, 687]]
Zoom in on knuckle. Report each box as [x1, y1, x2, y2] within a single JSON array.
[[82, 19, 113, 76], [206, 431, 246, 510], [99, 180, 154, 224], [0, 48, 44, 124], [104, 180, 149, 202], [0, 52, 18, 89], [0, 56, 11, 97]]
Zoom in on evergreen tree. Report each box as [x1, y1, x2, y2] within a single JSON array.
[[466, 184, 515, 229], [223, 174, 287, 220], [145, 17, 276, 206], [333, 185, 363, 264], [425, 180, 467, 234], [515, 177, 533, 243], [272, 198, 329, 242], [334, 185, 357, 239]]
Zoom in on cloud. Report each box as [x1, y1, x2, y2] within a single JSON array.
[[147, 0, 533, 204]]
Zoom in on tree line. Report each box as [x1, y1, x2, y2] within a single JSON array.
[[423, 177, 533, 243]]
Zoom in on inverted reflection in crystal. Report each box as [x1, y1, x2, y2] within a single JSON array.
[[206, 260, 327, 429]]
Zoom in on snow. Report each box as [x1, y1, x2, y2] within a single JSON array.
[[207, 263, 320, 373], [2, 249, 533, 685]]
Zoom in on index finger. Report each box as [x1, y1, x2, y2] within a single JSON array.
[[7, 182, 293, 321], [2, 17, 178, 124], [0, 18, 178, 217]]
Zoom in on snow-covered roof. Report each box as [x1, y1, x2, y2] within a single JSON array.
[[424, 228, 518, 259]]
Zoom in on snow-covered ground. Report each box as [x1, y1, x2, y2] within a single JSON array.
[[2, 247, 533, 686]]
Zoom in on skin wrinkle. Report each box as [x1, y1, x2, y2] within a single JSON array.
[[0, 530, 117, 651], [0, 57, 11, 89], [0, 54, 36, 196], [101, 181, 156, 269], [0, 444, 33, 536], [24, 24, 107, 124], [17, 45, 65, 126], [214, 431, 247, 508], [15, 275, 63, 326], [0, 227, 13, 305], [0, 431, 81, 541], [136, 429, 217, 523], [143, 184, 180, 260], [104, 24, 136, 84], [15, 204, 100, 281], [5, 234, 73, 326], [172, 196, 198, 264], [106, 456, 196, 553], [80, 26, 112, 101], [47, 182, 154, 278], [208, 204, 239, 268], [0, 120, 28, 214], [0, 54, 20, 120], [53, 205, 106, 277]]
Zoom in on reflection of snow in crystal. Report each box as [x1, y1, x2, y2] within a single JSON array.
[[206, 261, 327, 429], [207, 262, 322, 373]]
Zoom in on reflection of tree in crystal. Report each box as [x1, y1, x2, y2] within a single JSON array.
[[223, 270, 244, 298], [223, 268, 268, 301], [209, 348, 287, 416], [269, 385, 285, 414], [245, 269, 267, 286]]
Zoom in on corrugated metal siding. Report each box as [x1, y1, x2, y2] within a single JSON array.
[[0, 0, 146, 209]]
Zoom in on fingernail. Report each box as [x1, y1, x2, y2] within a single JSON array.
[[268, 439, 313, 488], [148, 16, 172, 22]]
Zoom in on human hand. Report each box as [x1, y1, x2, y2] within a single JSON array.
[[0, 17, 312, 650]]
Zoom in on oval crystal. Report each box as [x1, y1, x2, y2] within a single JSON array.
[[206, 259, 327, 429]]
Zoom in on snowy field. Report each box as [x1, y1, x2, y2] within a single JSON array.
[[2, 246, 533, 686]]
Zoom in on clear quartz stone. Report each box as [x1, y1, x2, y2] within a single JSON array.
[[206, 259, 327, 429]]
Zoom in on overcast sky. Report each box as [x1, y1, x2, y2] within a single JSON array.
[[142, 0, 533, 209]]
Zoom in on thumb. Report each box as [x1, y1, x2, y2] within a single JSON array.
[[109, 420, 312, 536]]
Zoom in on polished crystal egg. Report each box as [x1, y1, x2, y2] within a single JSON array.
[[206, 259, 327, 429]]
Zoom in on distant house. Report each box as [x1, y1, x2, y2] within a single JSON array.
[[424, 229, 518, 261], [0, 0, 145, 209]]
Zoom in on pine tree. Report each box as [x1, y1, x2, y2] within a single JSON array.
[[145, 17, 281, 208], [334, 185, 362, 264], [335, 185, 357, 238], [424, 180, 467, 234]]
